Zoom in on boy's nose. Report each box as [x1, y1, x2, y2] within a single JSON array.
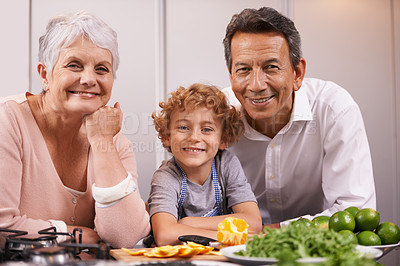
[[188, 129, 201, 141]]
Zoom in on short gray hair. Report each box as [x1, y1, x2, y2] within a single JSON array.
[[223, 7, 302, 73], [38, 11, 119, 78]]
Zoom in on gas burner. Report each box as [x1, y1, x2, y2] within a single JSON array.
[[7, 233, 58, 252], [0, 227, 110, 264], [29, 246, 75, 265]]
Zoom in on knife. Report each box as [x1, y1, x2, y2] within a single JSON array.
[[178, 235, 221, 250]]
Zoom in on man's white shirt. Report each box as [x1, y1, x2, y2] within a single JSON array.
[[223, 78, 376, 225]]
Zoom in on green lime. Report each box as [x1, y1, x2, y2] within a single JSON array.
[[357, 231, 381, 246], [312, 216, 330, 230], [329, 211, 356, 232], [344, 206, 360, 218], [292, 217, 314, 228], [375, 222, 400, 245], [339, 229, 358, 244], [355, 208, 380, 231]]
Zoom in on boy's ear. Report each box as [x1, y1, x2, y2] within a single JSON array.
[[162, 137, 170, 147], [219, 142, 228, 150]]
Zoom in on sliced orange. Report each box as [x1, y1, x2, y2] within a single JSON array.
[[186, 241, 205, 248], [143, 250, 158, 258], [207, 250, 222, 256], [121, 248, 147, 256], [178, 246, 201, 258], [147, 246, 180, 257], [124, 241, 220, 258], [186, 241, 214, 254], [156, 245, 177, 255], [217, 217, 249, 245]]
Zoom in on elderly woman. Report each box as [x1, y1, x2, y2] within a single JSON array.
[[0, 11, 150, 248]]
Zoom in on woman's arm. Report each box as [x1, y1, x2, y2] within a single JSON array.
[[0, 101, 55, 234], [85, 102, 127, 187], [66, 225, 100, 244], [86, 103, 150, 248]]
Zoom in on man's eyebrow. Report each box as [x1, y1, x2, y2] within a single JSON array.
[[233, 62, 249, 68], [265, 58, 279, 64], [233, 58, 279, 68]]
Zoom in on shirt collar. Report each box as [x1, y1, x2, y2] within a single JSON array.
[[291, 87, 313, 122], [240, 87, 313, 140], [240, 109, 269, 141]]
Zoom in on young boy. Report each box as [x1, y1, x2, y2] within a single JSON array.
[[148, 83, 262, 246]]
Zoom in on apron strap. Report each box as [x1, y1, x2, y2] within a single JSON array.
[[174, 158, 187, 219], [203, 159, 223, 217], [174, 157, 222, 220]]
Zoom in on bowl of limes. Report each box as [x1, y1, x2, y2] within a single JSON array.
[[311, 207, 400, 258]]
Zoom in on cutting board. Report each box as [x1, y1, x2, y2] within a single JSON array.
[[110, 248, 228, 262]]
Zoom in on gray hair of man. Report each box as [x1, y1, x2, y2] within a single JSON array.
[[38, 11, 119, 79], [223, 7, 302, 73]]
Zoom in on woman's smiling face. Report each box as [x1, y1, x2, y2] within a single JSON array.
[[42, 36, 114, 116]]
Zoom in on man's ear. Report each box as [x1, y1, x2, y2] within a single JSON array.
[[37, 62, 49, 92], [293, 58, 306, 92]]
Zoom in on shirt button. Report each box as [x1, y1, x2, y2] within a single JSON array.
[[70, 216, 75, 222], [72, 198, 77, 204], [270, 175, 275, 179], [270, 144, 275, 148]]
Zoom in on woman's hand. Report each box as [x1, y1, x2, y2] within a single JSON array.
[[67, 225, 100, 244], [84, 102, 123, 145], [85, 101, 127, 187]]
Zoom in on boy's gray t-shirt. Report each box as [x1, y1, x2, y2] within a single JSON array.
[[148, 150, 257, 219]]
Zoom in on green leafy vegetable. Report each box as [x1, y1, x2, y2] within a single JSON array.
[[234, 222, 380, 265]]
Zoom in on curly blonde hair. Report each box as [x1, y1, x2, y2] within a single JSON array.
[[152, 83, 244, 151]]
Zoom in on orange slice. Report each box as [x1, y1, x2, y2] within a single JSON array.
[[217, 217, 249, 245], [121, 248, 147, 256]]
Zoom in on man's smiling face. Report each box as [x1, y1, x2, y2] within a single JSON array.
[[229, 31, 300, 133]]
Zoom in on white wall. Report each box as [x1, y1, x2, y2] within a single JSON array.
[[165, 0, 287, 92], [0, 0, 30, 96], [0, 0, 398, 264], [292, 1, 398, 264]]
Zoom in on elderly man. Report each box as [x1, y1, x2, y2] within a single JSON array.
[[223, 7, 376, 227]]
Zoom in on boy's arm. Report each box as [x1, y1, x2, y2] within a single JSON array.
[[151, 212, 218, 246], [231, 201, 262, 233], [178, 201, 262, 234]]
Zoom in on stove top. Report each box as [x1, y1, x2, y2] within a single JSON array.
[[0, 227, 110, 265]]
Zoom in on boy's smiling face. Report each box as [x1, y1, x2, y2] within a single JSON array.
[[163, 106, 225, 179]]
